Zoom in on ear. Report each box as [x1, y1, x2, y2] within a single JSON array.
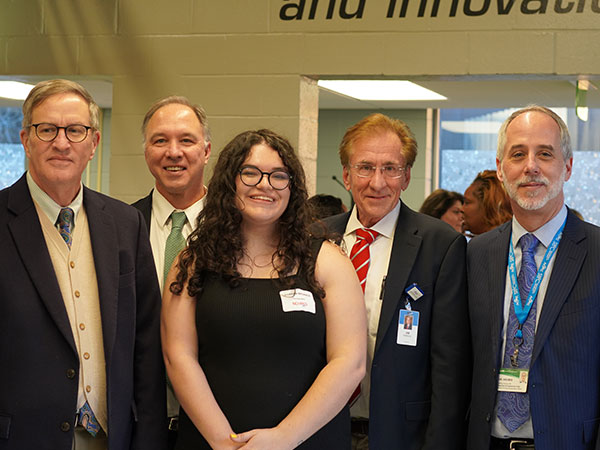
[[401, 166, 411, 191], [496, 158, 503, 183], [204, 142, 212, 163], [342, 166, 351, 191], [564, 156, 573, 182], [20, 128, 31, 159], [89, 130, 100, 161]]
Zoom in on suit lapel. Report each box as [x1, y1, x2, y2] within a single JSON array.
[[485, 223, 512, 366], [7, 176, 77, 353], [375, 204, 422, 355], [84, 188, 119, 366], [531, 213, 586, 365]]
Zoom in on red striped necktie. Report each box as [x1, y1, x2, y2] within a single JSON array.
[[348, 228, 379, 405], [350, 228, 379, 293]]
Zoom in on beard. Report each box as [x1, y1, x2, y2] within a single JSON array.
[[501, 165, 565, 211]]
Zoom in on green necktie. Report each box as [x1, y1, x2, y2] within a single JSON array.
[[163, 211, 187, 285]]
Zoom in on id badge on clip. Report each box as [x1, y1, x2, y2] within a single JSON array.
[[498, 368, 529, 393], [397, 309, 419, 346]]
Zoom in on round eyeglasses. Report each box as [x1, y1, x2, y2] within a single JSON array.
[[29, 123, 93, 143], [349, 164, 406, 179], [238, 165, 292, 190]]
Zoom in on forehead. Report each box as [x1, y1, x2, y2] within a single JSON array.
[[244, 143, 285, 167], [147, 104, 202, 133], [504, 111, 561, 148], [350, 131, 404, 163], [31, 93, 90, 122]]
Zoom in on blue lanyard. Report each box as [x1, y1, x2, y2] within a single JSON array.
[[507, 218, 566, 338]]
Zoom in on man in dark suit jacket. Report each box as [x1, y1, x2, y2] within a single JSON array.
[[467, 105, 600, 450], [323, 113, 470, 450], [0, 80, 166, 450], [132, 95, 211, 448]]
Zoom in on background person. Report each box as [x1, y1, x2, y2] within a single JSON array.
[[463, 169, 513, 236], [419, 188, 465, 233], [307, 193, 348, 219], [161, 129, 366, 449]]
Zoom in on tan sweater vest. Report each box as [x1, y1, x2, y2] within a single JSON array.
[[35, 203, 108, 433]]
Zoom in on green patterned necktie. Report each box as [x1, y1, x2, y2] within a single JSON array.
[[163, 211, 187, 285]]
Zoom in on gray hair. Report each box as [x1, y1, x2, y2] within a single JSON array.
[[497, 105, 572, 161], [22, 79, 100, 130], [141, 95, 211, 144]]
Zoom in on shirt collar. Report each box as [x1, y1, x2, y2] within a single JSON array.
[[151, 187, 206, 228], [345, 201, 401, 239], [27, 171, 83, 226], [511, 204, 568, 249]]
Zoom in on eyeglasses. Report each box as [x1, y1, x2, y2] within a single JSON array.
[[29, 123, 93, 143], [349, 164, 406, 179], [238, 165, 292, 190]]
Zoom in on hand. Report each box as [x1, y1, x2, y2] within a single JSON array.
[[230, 427, 298, 450]]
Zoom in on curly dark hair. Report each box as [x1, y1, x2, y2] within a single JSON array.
[[171, 129, 325, 300]]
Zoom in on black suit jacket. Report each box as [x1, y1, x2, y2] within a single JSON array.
[[0, 175, 167, 450], [132, 190, 152, 233], [467, 210, 600, 450], [324, 201, 471, 450]]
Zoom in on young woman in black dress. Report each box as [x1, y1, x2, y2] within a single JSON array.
[[161, 129, 366, 449]]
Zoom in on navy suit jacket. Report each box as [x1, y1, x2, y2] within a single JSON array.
[[324, 201, 471, 450], [467, 210, 600, 450], [0, 175, 167, 450]]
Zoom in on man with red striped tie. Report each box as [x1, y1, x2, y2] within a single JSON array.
[[323, 113, 471, 450]]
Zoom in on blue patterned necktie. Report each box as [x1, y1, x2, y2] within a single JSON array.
[[57, 207, 75, 249], [497, 233, 540, 432]]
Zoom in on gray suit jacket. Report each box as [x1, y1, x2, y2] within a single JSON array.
[[0, 174, 167, 450], [467, 210, 600, 450], [324, 201, 470, 450]]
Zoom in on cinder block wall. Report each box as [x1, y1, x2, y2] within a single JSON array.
[[2, 0, 598, 203]]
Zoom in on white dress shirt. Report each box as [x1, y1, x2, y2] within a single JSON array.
[[343, 201, 401, 419], [149, 188, 205, 293]]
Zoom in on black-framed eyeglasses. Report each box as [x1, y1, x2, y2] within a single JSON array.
[[28, 123, 93, 143], [349, 164, 406, 179], [238, 165, 292, 190]]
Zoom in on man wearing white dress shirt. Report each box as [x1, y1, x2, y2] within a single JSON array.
[[132, 95, 211, 449], [323, 113, 470, 450]]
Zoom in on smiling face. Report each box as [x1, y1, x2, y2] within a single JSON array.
[[144, 103, 211, 209], [497, 111, 572, 220], [20, 93, 99, 205], [235, 143, 291, 229], [342, 131, 410, 228]]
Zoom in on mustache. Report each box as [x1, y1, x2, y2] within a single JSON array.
[[516, 176, 549, 187]]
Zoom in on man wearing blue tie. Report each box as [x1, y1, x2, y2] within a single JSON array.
[[0, 79, 166, 450], [467, 105, 600, 450]]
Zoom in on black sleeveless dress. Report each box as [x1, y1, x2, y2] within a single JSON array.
[[175, 240, 350, 449]]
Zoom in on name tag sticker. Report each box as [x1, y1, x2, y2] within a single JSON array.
[[280, 288, 316, 314], [397, 309, 419, 346], [498, 368, 529, 393]]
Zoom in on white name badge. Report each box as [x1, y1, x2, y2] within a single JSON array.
[[397, 309, 419, 346], [280, 288, 316, 314], [498, 368, 529, 393]]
